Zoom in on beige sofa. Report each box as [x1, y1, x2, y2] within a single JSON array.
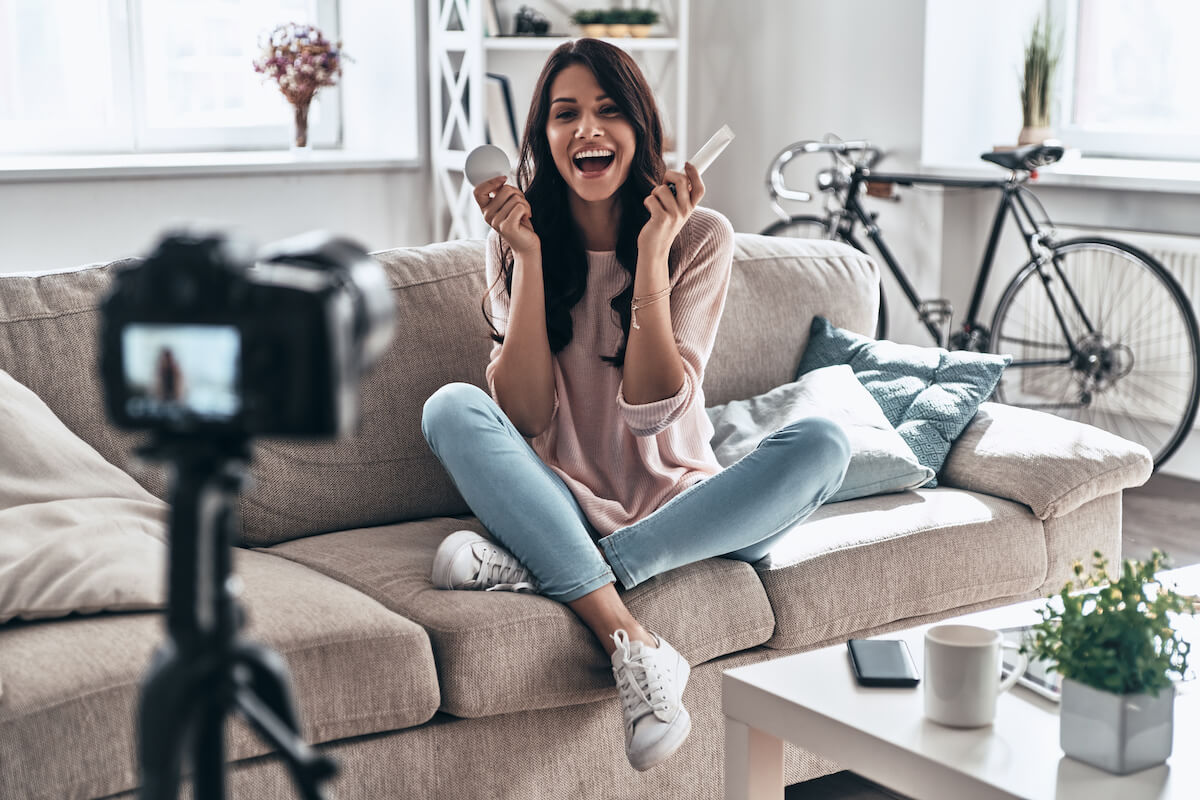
[[0, 233, 1152, 799]]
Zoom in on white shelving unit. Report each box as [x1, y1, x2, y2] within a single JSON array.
[[429, 0, 690, 241]]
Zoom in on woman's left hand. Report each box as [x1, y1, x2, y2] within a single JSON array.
[[638, 162, 704, 258]]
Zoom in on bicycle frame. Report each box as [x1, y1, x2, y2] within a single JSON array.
[[832, 167, 1087, 368]]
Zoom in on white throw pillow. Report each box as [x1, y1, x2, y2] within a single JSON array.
[[0, 369, 167, 624], [706, 364, 934, 503]]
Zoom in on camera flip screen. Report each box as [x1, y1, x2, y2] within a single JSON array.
[[121, 324, 241, 422]]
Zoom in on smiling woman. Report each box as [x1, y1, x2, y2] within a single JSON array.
[[418, 38, 852, 775]]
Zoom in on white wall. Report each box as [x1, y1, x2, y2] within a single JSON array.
[[0, 170, 431, 273], [691, 0, 937, 345]]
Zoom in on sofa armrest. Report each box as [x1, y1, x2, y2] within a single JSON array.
[[939, 402, 1152, 520]]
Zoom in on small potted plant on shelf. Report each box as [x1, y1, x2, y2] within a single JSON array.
[[601, 9, 630, 38], [1024, 550, 1195, 775], [628, 8, 659, 37], [570, 9, 609, 38], [1018, 10, 1061, 145]]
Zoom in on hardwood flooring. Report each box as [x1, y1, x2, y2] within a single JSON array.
[[1122, 472, 1200, 566], [782, 471, 1199, 799]]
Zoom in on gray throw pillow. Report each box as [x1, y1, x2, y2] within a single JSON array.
[[706, 364, 934, 503], [0, 369, 167, 625]]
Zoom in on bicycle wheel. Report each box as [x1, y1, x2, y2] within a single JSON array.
[[990, 237, 1200, 469], [760, 215, 888, 339]]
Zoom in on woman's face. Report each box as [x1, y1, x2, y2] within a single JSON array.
[[545, 63, 637, 204]]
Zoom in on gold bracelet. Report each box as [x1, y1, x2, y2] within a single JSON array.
[[631, 293, 670, 329], [632, 286, 671, 304]]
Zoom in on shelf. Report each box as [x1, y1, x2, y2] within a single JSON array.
[[483, 35, 680, 51]]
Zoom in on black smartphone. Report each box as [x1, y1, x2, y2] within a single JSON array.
[[846, 639, 920, 687]]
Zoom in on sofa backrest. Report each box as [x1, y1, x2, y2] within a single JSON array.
[[0, 233, 877, 546]]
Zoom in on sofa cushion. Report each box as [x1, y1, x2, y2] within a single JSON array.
[[0, 549, 440, 800], [263, 517, 776, 719], [706, 364, 934, 502], [0, 261, 172, 499], [0, 245, 495, 547], [704, 235, 880, 406], [939, 402, 1153, 520], [756, 487, 1047, 650], [0, 368, 168, 623]]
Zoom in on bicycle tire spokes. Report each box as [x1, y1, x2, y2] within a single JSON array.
[[991, 240, 1200, 467]]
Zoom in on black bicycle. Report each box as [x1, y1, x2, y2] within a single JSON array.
[[761, 136, 1200, 470]]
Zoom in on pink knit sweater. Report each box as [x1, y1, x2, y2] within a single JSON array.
[[484, 207, 736, 537]]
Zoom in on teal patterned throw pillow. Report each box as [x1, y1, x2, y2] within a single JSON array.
[[796, 316, 1011, 486]]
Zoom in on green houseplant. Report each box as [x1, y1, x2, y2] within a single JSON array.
[[628, 8, 659, 37], [1018, 11, 1061, 145], [1025, 550, 1194, 774], [600, 8, 629, 38], [570, 9, 608, 38]]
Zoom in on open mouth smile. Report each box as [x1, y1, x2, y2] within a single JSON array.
[[572, 148, 616, 179]]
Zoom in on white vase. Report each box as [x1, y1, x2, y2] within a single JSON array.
[[1059, 677, 1175, 774]]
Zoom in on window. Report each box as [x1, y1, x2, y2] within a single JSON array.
[[0, 0, 340, 155], [1060, 0, 1200, 160]]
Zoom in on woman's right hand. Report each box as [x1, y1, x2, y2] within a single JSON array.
[[476, 176, 540, 256]]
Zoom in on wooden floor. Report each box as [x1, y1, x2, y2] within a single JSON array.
[[784, 471, 1200, 799], [1121, 472, 1200, 566]]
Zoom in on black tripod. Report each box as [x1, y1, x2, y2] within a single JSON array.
[[137, 437, 338, 800]]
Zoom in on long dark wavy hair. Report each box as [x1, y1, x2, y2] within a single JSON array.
[[481, 38, 677, 368]]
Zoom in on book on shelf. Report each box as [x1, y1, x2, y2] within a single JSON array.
[[485, 73, 520, 165], [483, 0, 501, 36]]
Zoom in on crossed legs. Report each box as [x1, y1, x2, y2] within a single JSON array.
[[421, 382, 849, 653]]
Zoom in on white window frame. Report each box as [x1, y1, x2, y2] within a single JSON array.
[[128, 0, 341, 152], [0, 0, 132, 154], [1056, 0, 1200, 161], [2, 0, 342, 155]]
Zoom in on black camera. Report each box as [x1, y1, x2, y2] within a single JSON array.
[[99, 228, 395, 439]]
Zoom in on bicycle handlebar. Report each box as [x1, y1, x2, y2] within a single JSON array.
[[765, 138, 884, 210]]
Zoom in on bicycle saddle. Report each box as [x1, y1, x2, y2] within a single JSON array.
[[979, 143, 1064, 172]]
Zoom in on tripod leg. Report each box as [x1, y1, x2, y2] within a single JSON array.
[[232, 642, 338, 800], [234, 689, 337, 800], [137, 645, 190, 800], [236, 642, 302, 734], [191, 692, 227, 800]]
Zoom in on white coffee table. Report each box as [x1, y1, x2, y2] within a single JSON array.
[[722, 566, 1199, 800]]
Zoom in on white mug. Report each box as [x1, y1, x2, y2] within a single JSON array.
[[923, 624, 1028, 728]]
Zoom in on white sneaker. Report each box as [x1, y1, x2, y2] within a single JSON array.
[[610, 628, 692, 771], [431, 530, 538, 593]]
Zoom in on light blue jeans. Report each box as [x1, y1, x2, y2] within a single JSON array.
[[421, 383, 850, 604]]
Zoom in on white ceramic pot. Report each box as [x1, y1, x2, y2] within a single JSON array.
[[1059, 677, 1175, 774]]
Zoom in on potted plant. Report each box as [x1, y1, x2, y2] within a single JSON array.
[[1024, 550, 1195, 774], [1018, 11, 1061, 145], [628, 8, 659, 37], [570, 9, 609, 38], [602, 9, 630, 38]]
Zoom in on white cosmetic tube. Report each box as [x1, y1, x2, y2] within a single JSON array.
[[688, 124, 735, 175]]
